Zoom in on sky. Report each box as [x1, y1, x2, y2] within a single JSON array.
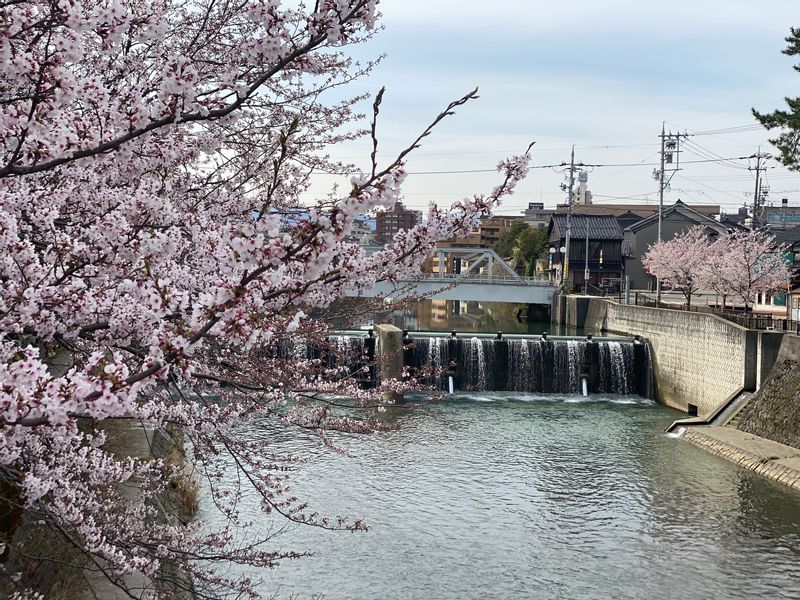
[[306, 0, 800, 218]]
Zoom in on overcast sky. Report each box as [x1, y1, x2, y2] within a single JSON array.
[[307, 1, 800, 217]]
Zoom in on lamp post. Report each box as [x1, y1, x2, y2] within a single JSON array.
[[584, 224, 590, 293], [550, 246, 567, 286]]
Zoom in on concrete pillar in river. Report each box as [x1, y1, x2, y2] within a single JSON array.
[[375, 324, 404, 404]]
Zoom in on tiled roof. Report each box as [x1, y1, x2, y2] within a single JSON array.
[[624, 199, 727, 233], [549, 214, 623, 240], [771, 225, 800, 246]]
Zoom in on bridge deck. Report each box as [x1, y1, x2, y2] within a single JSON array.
[[347, 277, 556, 304]]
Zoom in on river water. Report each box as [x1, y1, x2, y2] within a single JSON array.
[[203, 393, 800, 600]]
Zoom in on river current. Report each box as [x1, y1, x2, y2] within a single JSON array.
[[202, 393, 800, 600]]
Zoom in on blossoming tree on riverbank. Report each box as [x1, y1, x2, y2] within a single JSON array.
[[642, 226, 711, 308], [0, 2, 532, 597], [702, 229, 792, 311], [644, 227, 791, 310]]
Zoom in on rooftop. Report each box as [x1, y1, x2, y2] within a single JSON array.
[[549, 214, 623, 240]]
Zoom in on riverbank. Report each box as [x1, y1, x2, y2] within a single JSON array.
[[680, 335, 800, 492], [679, 426, 800, 492]]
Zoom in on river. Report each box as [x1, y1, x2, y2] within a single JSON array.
[[330, 299, 583, 335], [202, 393, 800, 599]]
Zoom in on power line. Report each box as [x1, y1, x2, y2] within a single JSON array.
[[353, 155, 758, 176], [688, 124, 764, 136], [681, 138, 751, 171]]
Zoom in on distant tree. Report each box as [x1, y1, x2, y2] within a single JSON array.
[[642, 226, 711, 308], [514, 227, 547, 268], [753, 27, 800, 169], [702, 229, 791, 311], [496, 221, 530, 258]]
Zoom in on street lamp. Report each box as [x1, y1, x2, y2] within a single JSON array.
[[549, 246, 566, 284]]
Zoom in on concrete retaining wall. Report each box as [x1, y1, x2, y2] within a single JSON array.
[[584, 300, 784, 417], [737, 334, 800, 449]]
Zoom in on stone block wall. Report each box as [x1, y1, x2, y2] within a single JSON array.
[[737, 335, 800, 448], [585, 301, 755, 417]]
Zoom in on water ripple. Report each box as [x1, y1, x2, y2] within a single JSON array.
[[202, 393, 800, 600]]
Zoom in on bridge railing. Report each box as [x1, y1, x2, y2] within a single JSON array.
[[414, 273, 555, 287]]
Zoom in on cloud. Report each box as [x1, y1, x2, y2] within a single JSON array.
[[382, 0, 799, 37]]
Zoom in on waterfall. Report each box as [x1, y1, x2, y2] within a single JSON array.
[[326, 335, 373, 385], [326, 333, 651, 397], [508, 339, 531, 392], [292, 340, 308, 362], [413, 336, 449, 389], [465, 337, 487, 391], [598, 341, 635, 394], [566, 340, 585, 394]]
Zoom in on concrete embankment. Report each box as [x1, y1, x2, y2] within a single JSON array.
[[736, 335, 800, 448], [674, 333, 800, 492], [679, 426, 800, 491], [557, 296, 800, 492], [579, 297, 784, 417]]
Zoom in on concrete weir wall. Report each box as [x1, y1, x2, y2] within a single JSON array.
[[583, 299, 784, 417]]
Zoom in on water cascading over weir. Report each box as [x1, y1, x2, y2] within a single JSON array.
[[404, 334, 652, 396], [282, 332, 653, 398]]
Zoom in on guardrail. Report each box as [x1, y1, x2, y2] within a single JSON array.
[[415, 274, 555, 287]]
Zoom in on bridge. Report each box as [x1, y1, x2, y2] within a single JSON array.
[[347, 247, 556, 304]]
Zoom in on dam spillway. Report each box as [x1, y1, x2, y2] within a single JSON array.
[[283, 332, 652, 398], [405, 334, 651, 397]]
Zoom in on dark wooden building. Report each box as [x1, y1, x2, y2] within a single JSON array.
[[547, 214, 624, 293]]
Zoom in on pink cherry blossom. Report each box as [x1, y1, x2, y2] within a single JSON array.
[[642, 225, 711, 307], [0, 2, 532, 597]]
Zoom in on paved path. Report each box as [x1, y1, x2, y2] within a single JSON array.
[[681, 425, 800, 492]]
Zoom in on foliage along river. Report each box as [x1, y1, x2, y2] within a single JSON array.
[[202, 393, 800, 599]]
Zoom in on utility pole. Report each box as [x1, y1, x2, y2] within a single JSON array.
[[562, 146, 576, 291], [749, 149, 769, 228], [653, 123, 687, 303], [657, 122, 665, 249], [584, 218, 590, 293]]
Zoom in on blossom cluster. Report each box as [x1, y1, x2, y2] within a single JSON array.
[[0, 1, 532, 597], [642, 226, 791, 307]]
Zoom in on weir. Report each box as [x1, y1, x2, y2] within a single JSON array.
[[403, 333, 652, 397], [284, 331, 653, 397]]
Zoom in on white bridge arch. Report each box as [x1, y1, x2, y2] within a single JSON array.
[[348, 247, 556, 305]]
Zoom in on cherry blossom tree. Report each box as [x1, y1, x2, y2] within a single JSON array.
[[0, 1, 533, 597], [702, 229, 791, 311], [642, 226, 712, 308]]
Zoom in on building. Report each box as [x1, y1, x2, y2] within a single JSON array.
[[556, 202, 720, 220], [623, 200, 729, 290], [570, 170, 593, 205], [764, 201, 800, 230], [346, 219, 376, 244], [478, 216, 520, 247], [720, 205, 750, 228], [768, 225, 800, 320], [376, 201, 419, 242], [523, 202, 554, 229], [546, 214, 625, 293], [438, 216, 519, 250], [615, 210, 645, 231]]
